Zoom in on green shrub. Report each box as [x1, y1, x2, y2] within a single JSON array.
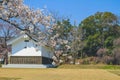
[[81, 59, 90, 65], [102, 65, 120, 69]]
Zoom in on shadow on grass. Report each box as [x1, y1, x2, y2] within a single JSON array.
[[0, 77, 21, 80], [109, 70, 120, 76]]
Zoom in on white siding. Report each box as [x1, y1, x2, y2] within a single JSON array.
[[41, 46, 53, 58], [11, 38, 42, 56], [12, 38, 26, 54], [7, 34, 53, 58]]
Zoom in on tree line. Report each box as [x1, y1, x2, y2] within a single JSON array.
[[57, 12, 120, 65]]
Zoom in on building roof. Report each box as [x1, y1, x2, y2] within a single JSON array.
[[7, 34, 28, 45], [6, 33, 53, 52], [7, 34, 38, 45]]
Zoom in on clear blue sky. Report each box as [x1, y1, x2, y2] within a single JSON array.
[[24, 0, 120, 24]]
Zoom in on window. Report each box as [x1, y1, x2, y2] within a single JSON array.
[[24, 40, 29, 42], [24, 40, 29, 48]]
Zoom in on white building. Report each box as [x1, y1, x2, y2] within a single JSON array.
[[7, 34, 53, 64]]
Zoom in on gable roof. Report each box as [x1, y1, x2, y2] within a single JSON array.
[[6, 34, 53, 51], [7, 34, 30, 45]]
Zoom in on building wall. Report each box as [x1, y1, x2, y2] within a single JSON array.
[[12, 37, 26, 54], [10, 56, 42, 64], [7, 34, 54, 64], [41, 46, 53, 58], [11, 37, 42, 56], [10, 56, 52, 64]]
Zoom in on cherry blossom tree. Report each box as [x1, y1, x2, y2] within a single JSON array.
[[0, 0, 71, 66], [48, 19, 73, 65], [0, 0, 53, 37]]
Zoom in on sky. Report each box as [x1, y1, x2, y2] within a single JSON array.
[[24, 0, 120, 25]]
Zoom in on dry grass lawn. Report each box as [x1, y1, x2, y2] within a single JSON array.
[[0, 68, 120, 80]]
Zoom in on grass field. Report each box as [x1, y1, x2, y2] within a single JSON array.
[[58, 64, 120, 69], [0, 68, 120, 80]]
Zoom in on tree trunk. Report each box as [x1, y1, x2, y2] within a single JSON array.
[[73, 52, 76, 64]]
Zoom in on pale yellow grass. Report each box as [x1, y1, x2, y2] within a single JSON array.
[[0, 68, 120, 80]]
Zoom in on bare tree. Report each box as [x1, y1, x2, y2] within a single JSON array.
[[0, 21, 20, 41], [113, 38, 120, 64], [70, 27, 84, 64]]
